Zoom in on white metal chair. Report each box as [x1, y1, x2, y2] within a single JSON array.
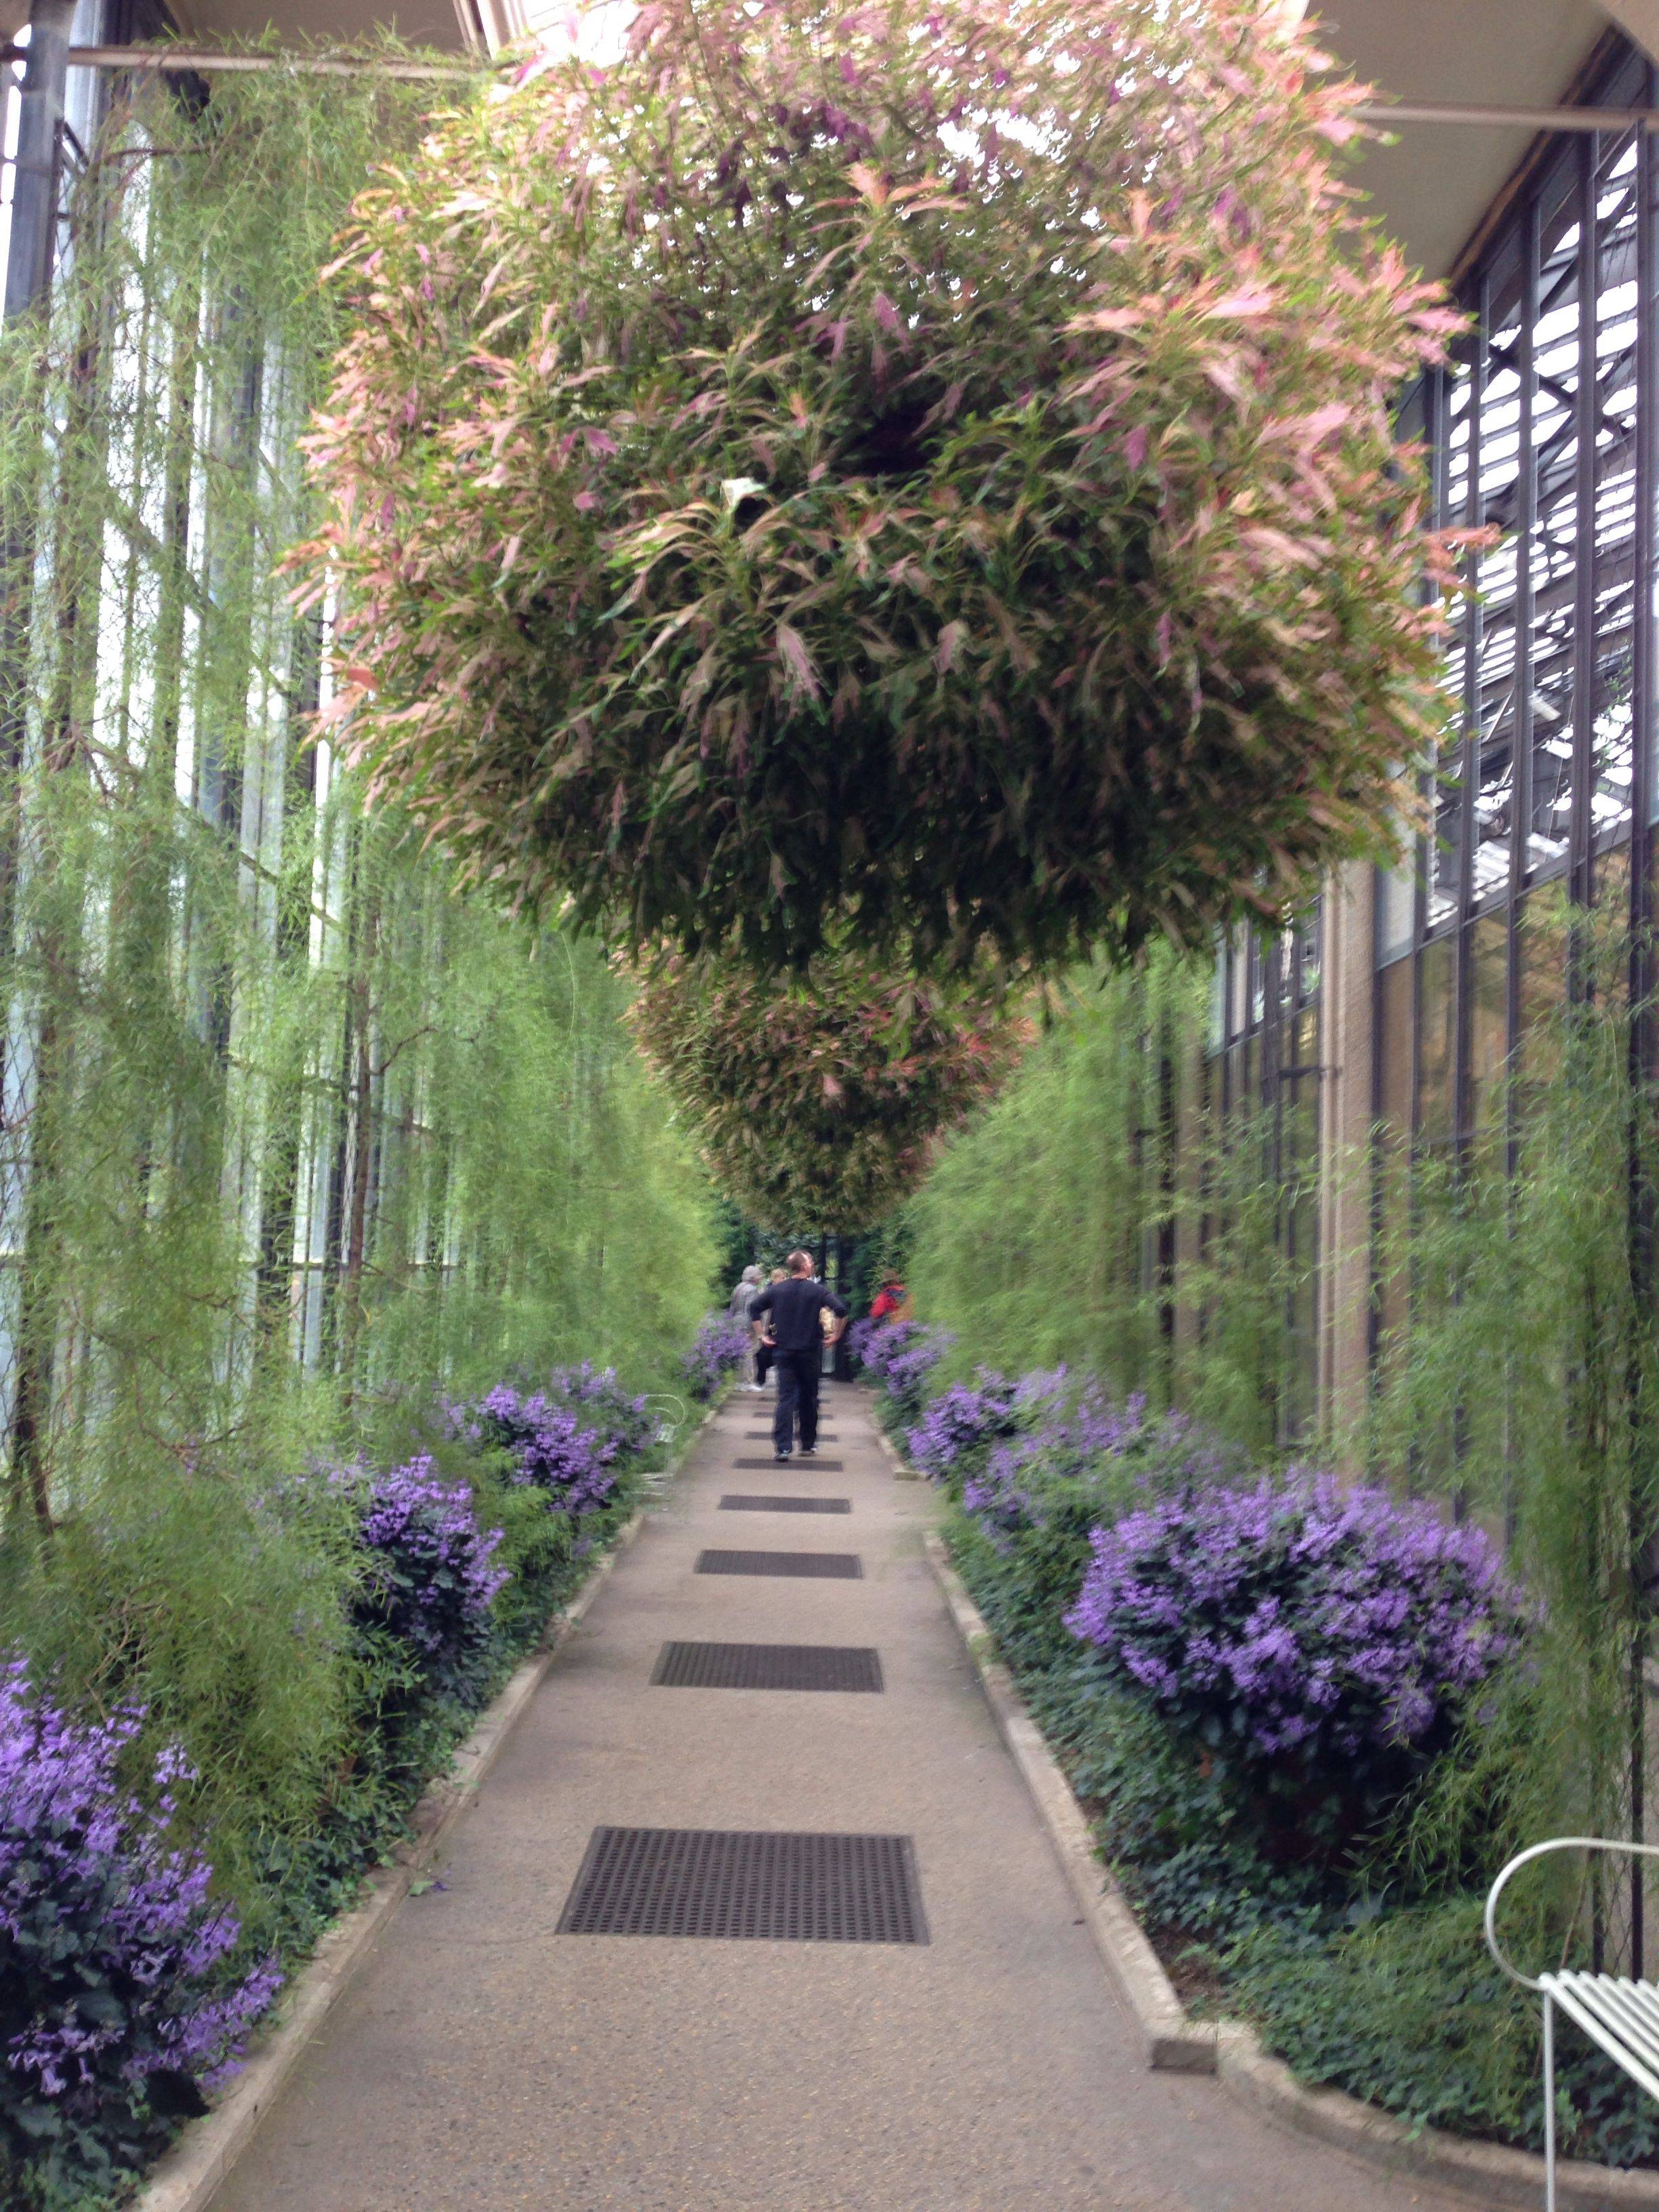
[[1486, 1837, 1659, 2211]]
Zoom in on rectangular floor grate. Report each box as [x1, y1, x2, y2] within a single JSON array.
[[557, 1826, 926, 1942], [720, 1494, 851, 1514], [651, 1641, 882, 1692], [731, 1456, 845, 1471], [695, 1549, 861, 1578]]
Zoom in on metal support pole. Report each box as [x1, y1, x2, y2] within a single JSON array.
[[3, 0, 76, 325], [1543, 1991, 1557, 2212]]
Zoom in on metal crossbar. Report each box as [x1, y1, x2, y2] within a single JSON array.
[[1486, 1837, 1659, 2210]]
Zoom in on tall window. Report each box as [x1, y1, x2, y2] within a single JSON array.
[[1377, 30, 1657, 1156]]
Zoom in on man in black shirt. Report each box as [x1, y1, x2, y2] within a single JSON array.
[[749, 1251, 848, 1462]]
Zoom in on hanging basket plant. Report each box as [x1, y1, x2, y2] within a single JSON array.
[[300, 0, 1463, 972], [626, 953, 1029, 1229]]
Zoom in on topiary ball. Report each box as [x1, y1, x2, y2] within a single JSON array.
[[626, 951, 1027, 1229], [302, 0, 1462, 971]]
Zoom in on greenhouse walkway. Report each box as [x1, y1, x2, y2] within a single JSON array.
[[213, 1388, 1460, 2212]]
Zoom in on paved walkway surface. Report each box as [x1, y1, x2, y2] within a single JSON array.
[[214, 1385, 1460, 2212]]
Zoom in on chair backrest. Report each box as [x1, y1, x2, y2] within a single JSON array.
[[1486, 1837, 1659, 1990]]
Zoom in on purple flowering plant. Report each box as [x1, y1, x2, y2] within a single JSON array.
[[905, 1370, 1022, 1485], [347, 1456, 508, 1703], [952, 1384, 1248, 1677], [447, 1361, 656, 1518], [542, 1361, 654, 1459], [851, 1317, 953, 1422], [1065, 1471, 1534, 1826], [680, 1313, 750, 1401], [0, 1660, 279, 2197], [461, 1388, 621, 1517]]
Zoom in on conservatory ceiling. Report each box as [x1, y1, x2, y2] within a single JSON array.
[[1309, 0, 1649, 276], [159, 0, 470, 52], [104, 0, 1659, 278]]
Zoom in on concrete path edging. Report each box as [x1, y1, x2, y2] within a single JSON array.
[[922, 1529, 1213, 2072], [1218, 2028, 1659, 2212], [869, 1412, 920, 1480], [135, 1400, 720, 2212], [923, 1526, 1659, 2212]]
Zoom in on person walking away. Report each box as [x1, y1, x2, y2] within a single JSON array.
[[749, 1251, 847, 1462], [752, 1266, 788, 1392], [728, 1265, 764, 1388]]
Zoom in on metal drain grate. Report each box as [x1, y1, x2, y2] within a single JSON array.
[[731, 1456, 845, 1471], [695, 1549, 861, 1578], [557, 1826, 926, 1942], [719, 1494, 851, 1514], [651, 1641, 882, 1692]]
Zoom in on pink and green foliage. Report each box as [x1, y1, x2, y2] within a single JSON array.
[[300, 0, 1466, 973], [626, 952, 1027, 1227]]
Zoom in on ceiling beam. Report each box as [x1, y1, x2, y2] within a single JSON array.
[[1357, 94, 1659, 128], [0, 39, 478, 72]]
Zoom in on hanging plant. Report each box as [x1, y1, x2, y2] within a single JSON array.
[[300, 0, 1463, 971], [626, 952, 1028, 1229]]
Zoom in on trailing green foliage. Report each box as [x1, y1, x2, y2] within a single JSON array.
[[1363, 908, 1659, 1914], [304, 0, 1463, 974], [0, 60, 718, 2204], [907, 951, 1313, 1449]]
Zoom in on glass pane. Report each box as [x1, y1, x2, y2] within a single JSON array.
[[1527, 145, 1584, 882], [1208, 948, 1225, 1054], [1377, 953, 1414, 1136], [1418, 935, 1456, 1145], [1589, 129, 1640, 859], [1519, 877, 1572, 1082], [1376, 863, 1414, 966], [1469, 913, 1509, 1131]]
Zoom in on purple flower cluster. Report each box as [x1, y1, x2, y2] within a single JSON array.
[[476, 1389, 621, 1514], [845, 1316, 884, 1367], [905, 1371, 1020, 1481], [544, 1361, 654, 1458], [0, 1659, 279, 2174], [680, 1313, 750, 1400], [1065, 1471, 1532, 1772], [961, 1437, 1040, 1548], [852, 1317, 953, 1417], [959, 1380, 1143, 1542], [350, 1456, 508, 1691], [449, 1363, 653, 1517]]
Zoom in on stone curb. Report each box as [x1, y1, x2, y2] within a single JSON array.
[[1216, 2027, 1659, 2211], [922, 1529, 1214, 2072], [870, 1419, 920, 1481], [134, 1400, 720, 2212], [922, 1528, 1659, 2212]]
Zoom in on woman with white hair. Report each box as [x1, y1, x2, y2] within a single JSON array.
[[727, 1265, 765, 1389]]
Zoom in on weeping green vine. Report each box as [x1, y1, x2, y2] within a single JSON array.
[[905, 947, 1315, 1453], [0, 56, 719, 2133]]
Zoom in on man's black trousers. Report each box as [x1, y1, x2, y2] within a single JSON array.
[[773, 1348, 821, 1456]]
